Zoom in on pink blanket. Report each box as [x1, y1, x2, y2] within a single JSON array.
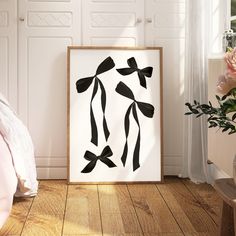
[[0, 134, 17, 228], [0, 94, 38, 228]]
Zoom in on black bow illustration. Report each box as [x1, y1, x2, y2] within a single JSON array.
[[81, 146, 117, 173], [76, 57, 115, 146], [116, 57, 153, 88], [115, 82, 154, 171]]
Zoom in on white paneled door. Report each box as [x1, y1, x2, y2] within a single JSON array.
[[82, 0, 145, 46], [18, 0, 81, 178], [0, 0, 17, 110]]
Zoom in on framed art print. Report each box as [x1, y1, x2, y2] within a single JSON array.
[[67, 47, 163, 183]]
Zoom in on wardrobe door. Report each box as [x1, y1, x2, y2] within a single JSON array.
[[145, 0, 186, 175], [0, 0, 17, 109], [18, 0, 81, 178], [82, 0, 144, 46]]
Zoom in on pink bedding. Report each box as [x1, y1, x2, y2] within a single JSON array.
[[0, 134, 17, 228], [0, 94, 38, 228]]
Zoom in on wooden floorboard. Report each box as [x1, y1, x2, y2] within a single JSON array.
[[20, 180, 67, 236], [128, 184, 182, 234], [63, 185, 102, 235], [143, 233, 184, 236], [156, 178, 218, 236], [182, 178, 221, 226], [0, 196, 33, 236], [1, 178, 221, 236], [98, 185, 142, 235]]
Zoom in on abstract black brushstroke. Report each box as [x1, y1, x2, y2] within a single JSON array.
[[115, 81, 154, 171], [76, 57, 115, 146], [116, 57, 153, 88], [81, 146, 117, 173]]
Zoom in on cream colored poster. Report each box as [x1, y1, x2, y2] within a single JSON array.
[[68, 47, 163, 183]]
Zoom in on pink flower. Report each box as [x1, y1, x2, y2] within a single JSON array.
[[217, 47, 236, 94], [225, 48, 236, 79], [217, 74, 236, 94]]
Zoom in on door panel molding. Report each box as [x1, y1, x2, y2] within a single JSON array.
[[0, 0, 17, 110], [18, 0, 81, 166]]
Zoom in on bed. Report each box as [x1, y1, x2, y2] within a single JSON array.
[[0, 94, 38, 228]]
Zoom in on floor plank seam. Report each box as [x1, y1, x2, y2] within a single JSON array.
[[19, 180, 39, 236], [60, 182, 69, 236], [155, 183, 185, 236], [181, 179, 219, 227], [126, 184, 145, 236], [97, 185, 104, 236]]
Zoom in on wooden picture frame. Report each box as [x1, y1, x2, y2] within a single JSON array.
[[67, 46, 163, 184]]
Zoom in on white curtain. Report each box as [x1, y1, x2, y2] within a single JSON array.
[[182, 0, 228, 183]]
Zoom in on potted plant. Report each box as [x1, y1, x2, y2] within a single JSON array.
[[186, 47, 236, 185], [186, 47, 236, 135]]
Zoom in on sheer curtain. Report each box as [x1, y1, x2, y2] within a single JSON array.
[[182, 0, 228, 183]]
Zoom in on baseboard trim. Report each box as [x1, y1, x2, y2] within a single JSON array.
[[36, 163, 230, 181], [36, 165, 182, 179], [164, 165, 182, 176], [37, 167, 67, 179], [210, 163, 230, 180], [35, 156, 67, 168]]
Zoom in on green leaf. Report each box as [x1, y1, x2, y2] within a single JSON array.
[[232, 113, 236, 121], [191, 109, 199, 114], [229, 130, 236, 135], [222, 127, 230, 132], [222, 98, 236, 113], [185, 96, 236, 136], [207, 116, 213, 121], [196, 113, 204, 117], [209, 121, 217, 128], [200, 104, 210, 109], [230, 88, 236, 98], [221, 94, 227, 101]]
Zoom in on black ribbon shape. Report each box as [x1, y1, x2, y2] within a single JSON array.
[[115, 81, 154, 171], [81, 146, 117, 173], [116, 57, 153, 89], [76, 57, 115, 146]]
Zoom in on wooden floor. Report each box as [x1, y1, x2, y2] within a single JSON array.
[[0, 177, 222, 236]]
